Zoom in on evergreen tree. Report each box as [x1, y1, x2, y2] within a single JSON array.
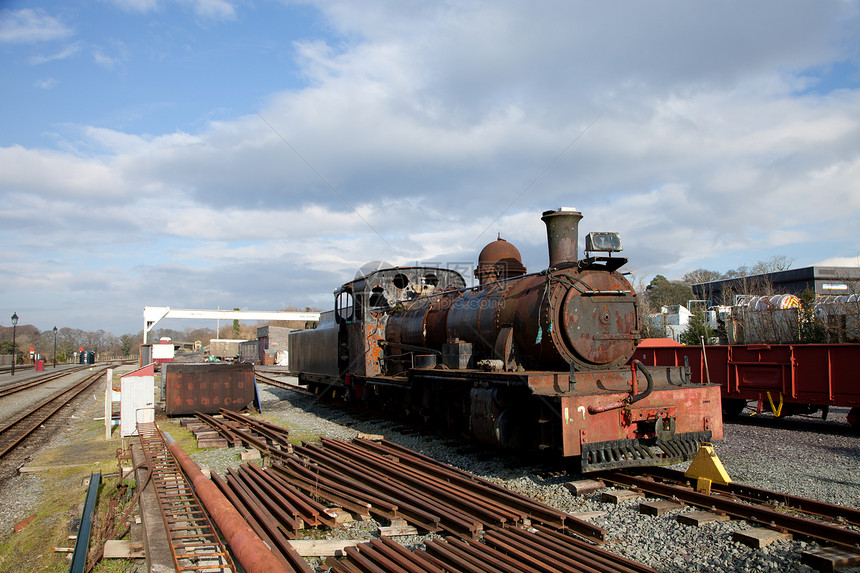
[[680, 308, 714, 346]]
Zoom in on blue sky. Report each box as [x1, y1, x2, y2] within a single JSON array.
[[1, 0, 859, 336]]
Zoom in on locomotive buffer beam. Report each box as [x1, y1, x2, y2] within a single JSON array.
[[581, 431, 712, 473]]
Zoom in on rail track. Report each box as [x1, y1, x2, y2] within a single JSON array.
[[254, 371, 316, 396], [0, 364, 34, 375], [599, 468, 860, 550], [0, 367, 108, 460], [188, 409, 658, 573], [0, 365, 93, 399]]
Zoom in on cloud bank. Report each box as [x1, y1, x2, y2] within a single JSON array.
[[1, 0, 859, 334]]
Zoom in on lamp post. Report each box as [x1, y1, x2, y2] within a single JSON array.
[[10, 312, 18, 376], [53, 326, 58, 368]]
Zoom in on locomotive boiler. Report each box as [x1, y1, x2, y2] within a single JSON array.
[[289, 208, 723, 471]]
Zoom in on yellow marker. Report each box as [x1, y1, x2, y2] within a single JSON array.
[[696, 477, 712, 495], [685, 442, 732, 486], [766, 391, 784, 417]]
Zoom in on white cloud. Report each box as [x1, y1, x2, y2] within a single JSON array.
[[35, 78, 58, 89], [3, 0, 860, 334], [93, 47, 122, 69], [105, 0, 160, 12], [814, 256, 860, 267], [184, 0, 236, 20], [0, 8, 73, 44], [28, 42, 83, 65], [0, 146, 126, 199]]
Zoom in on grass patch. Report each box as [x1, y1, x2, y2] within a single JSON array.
[[0, 471, 88, 572], [155, 414, 203, 454], [255, 413, 324, 445]]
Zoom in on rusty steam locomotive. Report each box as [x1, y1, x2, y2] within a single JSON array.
[[289, 208, 723, 471]]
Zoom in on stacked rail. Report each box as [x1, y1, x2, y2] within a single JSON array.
[[188, 410, 657, 573]]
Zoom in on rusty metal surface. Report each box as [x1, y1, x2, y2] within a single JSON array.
[[560, 382, 723, 458], [164, 362, 255, 416], [210, 472, 302, 571], [189, 411, 666, 572], [476, 236, 527, 285], [282, 209, 721, 475], [556, 270, 638, 367], [137, 423, 237, 572], [541, 207, 583, 267]]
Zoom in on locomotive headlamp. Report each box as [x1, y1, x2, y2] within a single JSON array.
[[585, 232, 623, 253]]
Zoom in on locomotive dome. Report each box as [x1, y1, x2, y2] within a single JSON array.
[[475, 234, 527, 284]]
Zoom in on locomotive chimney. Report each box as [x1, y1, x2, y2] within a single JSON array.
[[541, 207, 583, 267]]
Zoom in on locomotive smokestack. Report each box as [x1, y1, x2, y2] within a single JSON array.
[[542, 207, 583, 267]]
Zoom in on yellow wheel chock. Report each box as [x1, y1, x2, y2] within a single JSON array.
[[684, 442, 732, 487]]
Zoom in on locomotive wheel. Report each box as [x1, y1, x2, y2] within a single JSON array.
[[722, 398, 747, 419], [848, 407, 859, 428]]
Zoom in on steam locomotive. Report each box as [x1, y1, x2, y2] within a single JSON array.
[[289, 208, 723, 471]]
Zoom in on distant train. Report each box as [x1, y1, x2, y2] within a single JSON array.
[[78, 350, 95, 365], [289, 208, 723, 471]]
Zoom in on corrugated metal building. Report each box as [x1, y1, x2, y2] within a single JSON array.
[[692, 266, 860, 306]]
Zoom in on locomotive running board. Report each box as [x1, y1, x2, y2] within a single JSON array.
[[581, 431, 711, 473]]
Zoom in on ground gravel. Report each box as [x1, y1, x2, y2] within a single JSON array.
[[255, 375, 860, 573]]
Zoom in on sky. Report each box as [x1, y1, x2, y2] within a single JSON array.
[[1, 0, 859, 336]]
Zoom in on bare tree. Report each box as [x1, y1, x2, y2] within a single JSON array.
[[751, 255, 795, 274], [682, 268, 723, 286]]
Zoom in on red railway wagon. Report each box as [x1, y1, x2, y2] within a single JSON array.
[[631, 339, 860, 427]]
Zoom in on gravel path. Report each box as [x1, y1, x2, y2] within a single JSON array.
[[253, 378, 860, 573]]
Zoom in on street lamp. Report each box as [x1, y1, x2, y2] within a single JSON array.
[[10, 312, 18, 376], [53, 326, 58, 368]]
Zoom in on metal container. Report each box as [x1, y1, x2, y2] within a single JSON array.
[[164, 362, 255, 416], [209, 339, 245, 360]]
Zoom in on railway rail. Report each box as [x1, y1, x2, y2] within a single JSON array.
[[254, 371, 316, 396], [628, 466, 860, 527], [0, 365, 93, 399], [0, 367, 108, 460], [599, 468, 860, 550]]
